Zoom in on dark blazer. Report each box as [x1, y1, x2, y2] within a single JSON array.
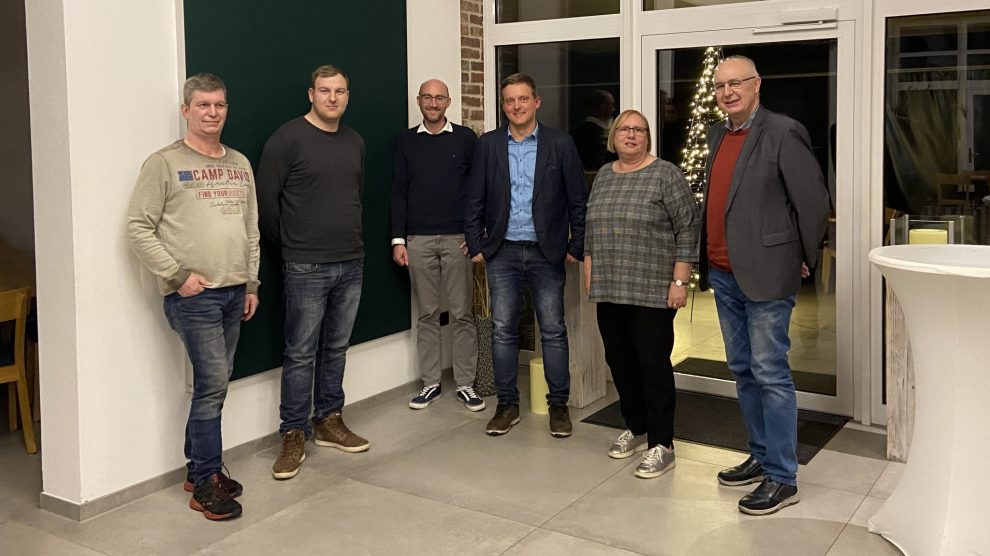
[[463, 123, 588, 265], [699, 107, 830, 301]]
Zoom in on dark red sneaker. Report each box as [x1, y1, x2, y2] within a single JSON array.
[[189, 474, 242, 521], [184, 463, 243, 498]]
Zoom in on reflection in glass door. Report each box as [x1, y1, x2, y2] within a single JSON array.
[[642, 25, 855, 416]]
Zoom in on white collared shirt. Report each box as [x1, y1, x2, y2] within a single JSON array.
[[416, 119, 453, 135]]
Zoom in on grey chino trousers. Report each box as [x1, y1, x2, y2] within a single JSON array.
[[407, 234, 478, 387]]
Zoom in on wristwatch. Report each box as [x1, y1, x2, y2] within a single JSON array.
[[672, 279, 686, 288]]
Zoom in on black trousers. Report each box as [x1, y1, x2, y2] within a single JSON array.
[[596, 302, 677, 449]]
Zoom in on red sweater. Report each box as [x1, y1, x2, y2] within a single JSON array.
[[706, 129, 749, 271]]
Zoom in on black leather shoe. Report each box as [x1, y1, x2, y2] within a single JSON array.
[[738, 478, 800, 515], [717, 456, 764, 486], [486, 404, 520, 435]]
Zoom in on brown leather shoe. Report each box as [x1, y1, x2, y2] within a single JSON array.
[[314, 412, 370, 452], [549, 404, 572, 437], [272, 429, 306, 480]]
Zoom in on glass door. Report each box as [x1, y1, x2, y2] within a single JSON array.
[[641, 21, 856, 416]]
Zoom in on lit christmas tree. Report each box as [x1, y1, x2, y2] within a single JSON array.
[[680, 47, 725, 296], [680, 46, 725, 205]]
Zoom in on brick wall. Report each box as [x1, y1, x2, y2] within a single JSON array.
[[460, 0, 484, 135]]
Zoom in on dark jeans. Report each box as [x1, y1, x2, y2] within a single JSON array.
[[486, 242, 569, 406], [708, 267, 798, 486], [596, 302, 677, 449], [163, 284, 245, 486], [280, 259, 363, 437]]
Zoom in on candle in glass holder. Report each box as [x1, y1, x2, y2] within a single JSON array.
[[908, 228, 948, 244]]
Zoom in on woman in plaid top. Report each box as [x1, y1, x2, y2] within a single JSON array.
[[583, 109, 700, 479]]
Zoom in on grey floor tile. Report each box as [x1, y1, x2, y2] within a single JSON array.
[[194, 478, 533, 556], [825, 525, 902, 556], [673, 440, 747, 469], [258, 396, 484, 479], [0, 521, 106, 556], [683, 518, 844, 556], [868, 462, 905, 499], [799, 450, 888, 495], [503, 529, 643, 555], [545, 457, 862, 556], [823, 428, 888, 461], [847, 495, 886, 528], [12, 453, 348, 556], [353, 420, 630, 526]]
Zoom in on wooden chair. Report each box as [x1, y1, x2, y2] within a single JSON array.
[[935, 173, 970, 208], [0, 288, 37, 454]]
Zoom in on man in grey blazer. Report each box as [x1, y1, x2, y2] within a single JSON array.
[[699, 56, 830, 516], [464, 73, 587, 438]]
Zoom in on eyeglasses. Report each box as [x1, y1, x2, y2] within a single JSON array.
[[316, 87, 349, 97], [712, 76, 757, 95], [615, 126, 647, 136], [418, 94, 449, 104]]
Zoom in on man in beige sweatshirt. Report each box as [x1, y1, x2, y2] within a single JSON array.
[[126, 74, 259, 522]]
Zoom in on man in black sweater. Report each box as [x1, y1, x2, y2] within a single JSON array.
[[257, 64, 370, 481], [391, 79, 483, 412]]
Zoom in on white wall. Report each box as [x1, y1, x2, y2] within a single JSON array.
[[26, 0, 460, 507], [0, 0, 35, 251], [407, 0, 464, 127]]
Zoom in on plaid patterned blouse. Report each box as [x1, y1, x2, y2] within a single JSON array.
[[586, 158, 700, 308]]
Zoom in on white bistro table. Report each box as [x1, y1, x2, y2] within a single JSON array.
[[868, 245, 990, 555]]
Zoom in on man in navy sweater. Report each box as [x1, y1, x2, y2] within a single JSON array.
[[391, 79, 484, 412]]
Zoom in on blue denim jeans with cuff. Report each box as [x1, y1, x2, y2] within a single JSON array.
[[486, 242, 569, 407], [164, 284, 245, 487], [279, 259, 363, 437], [708, 267, 798, 486]]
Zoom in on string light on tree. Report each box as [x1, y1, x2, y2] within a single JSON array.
[[680, 46, 726, 292], [680, 46, 726, 206]]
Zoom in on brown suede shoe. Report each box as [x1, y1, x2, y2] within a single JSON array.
[[314, 412, 370, 453], [549, 404, 572, 437], [272, 429, 306, 480], [485, 404, 520, 435]]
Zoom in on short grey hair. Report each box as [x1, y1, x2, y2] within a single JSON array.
[[183, 73, 226, 106]]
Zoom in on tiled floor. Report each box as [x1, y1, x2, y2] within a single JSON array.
[[0, 373, 903, 555]]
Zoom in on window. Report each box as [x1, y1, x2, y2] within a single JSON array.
[[497, 0, 618, 23], [883, 10, 990, 246]]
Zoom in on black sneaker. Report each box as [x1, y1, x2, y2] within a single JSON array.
[[485, 404, 520, 435], [184, 462, 243, 497], [717, 456, 765, 486], [456, 386, 486, 412], [409, 384, 442, 409], [738, 478, 800, 515], [189, 474, 243, 521], [548, 404, 572, 437]]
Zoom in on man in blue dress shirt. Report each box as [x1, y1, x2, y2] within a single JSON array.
[[463, 73, 588, 437]]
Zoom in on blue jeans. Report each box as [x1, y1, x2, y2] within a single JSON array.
[[163, 285, 245, 486], [708, 268, 798, 486], [486, 242, 569, 406], [280, 259, 363, 436]]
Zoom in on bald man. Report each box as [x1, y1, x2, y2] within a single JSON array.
[[391, 79, 483, 411], [699, 55, 829, 515]]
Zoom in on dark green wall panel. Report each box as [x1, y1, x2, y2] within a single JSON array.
[[184, 1, 410, 379]]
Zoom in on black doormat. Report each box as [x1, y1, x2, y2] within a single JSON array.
[[675, 357, 837, 397], [582, 390, 849, 465]]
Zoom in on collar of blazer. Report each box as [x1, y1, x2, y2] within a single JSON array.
[[705, 107, 770, 215], [496, 121, 554, 206]]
